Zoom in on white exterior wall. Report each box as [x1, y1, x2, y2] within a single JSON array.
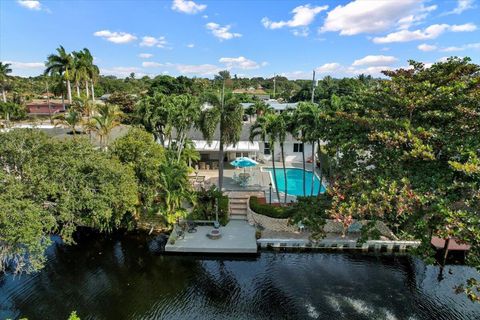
[[258, 141, 316, 163]]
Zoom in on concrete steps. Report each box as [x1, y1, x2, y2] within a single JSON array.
[[228, 194, 250, 221]]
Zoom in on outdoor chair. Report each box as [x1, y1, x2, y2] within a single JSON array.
[[187, 220, 197, 233]]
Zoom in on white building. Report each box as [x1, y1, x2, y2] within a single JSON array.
[[185, 123, 316, 167]]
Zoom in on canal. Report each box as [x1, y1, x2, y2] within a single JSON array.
[[1, 232, 479, 319]]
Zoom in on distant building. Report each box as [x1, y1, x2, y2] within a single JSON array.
[[26, 99, 66, 115]]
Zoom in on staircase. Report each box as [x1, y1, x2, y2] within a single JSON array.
[[228, 193, 250, 221]]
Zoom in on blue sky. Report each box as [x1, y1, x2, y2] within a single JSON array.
[[1, 0, 479, 79]]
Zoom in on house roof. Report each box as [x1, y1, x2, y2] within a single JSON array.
[[181, 123, 299, 143], [241, 100, 298, 111], [182, 124, 256, 142]]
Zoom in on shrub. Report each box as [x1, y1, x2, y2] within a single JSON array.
[[190, 186, 229, 225], [249, 196, 290, 219]]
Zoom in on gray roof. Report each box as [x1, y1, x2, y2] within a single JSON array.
[[183, 124, 257, 142]]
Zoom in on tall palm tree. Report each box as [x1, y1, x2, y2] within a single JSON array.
[[0, 62, 12, 103], [54, 109, 82, 137], [294, 102, 322, 196], [45, 46, 74, 103], [277, 112, 289, 203], [290, 103, 310, 196], [250, 113, 281, 203], [89, 62, 100, 102], [72, 50, 89, 98], [170, 94, 201, 161], [87, 103, 122, 150], [199, 91, 243, 191], [136, 93, 173, 147]]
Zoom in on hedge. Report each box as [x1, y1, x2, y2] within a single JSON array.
[[249, 196, 291, 219]]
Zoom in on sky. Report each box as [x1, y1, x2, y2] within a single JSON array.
[[0, 0, 479, 79]]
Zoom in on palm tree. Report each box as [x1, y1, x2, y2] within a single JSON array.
[[250, 113, 281, 203], [199, 91, 243, 191], [87, 103, 122, 150], [277, 112, 290, 203], [294, 102, 322, 196], [89, 61, 100, 102], [72, 50, 89, 98], [158, 159, 193, 224], [169, 94, 200, 161], [136, 93, 173, 147], [253, 100, 273, 116], [45, 46, 74, 103], [51, 73, 67, 108], [0, 62, 12, 103], [290, 103, 309, 196], [54, 109, 82, 137]]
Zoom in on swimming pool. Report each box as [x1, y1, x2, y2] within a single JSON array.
[[266, 167, 326, 196]]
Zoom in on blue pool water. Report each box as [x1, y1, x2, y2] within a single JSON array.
[[266, 167, 326, 196]]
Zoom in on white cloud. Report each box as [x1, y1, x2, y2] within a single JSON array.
[[140, 36, 168, 48], [262, 4, 328, 29], [352, 55, 398, 66], [372, 23, 476, 43], [187, 43, 195, 48], [440, 42, 480, 52], [4, 61, 44, 69], [139, 53, 153, 59], [449, 23, 477, 31], [100, 66, 145, 77], [418, 43, 437, 51], [206, 23, 242, 40], [176, 64, 222, 75], [219, 56, 261, 70], [94, 30, 137, 44], [292, 28, 309, 37], [171, 0, 206, 14], [316, 62, 342, 73], [445, 0, 475, 15], [17, 0, 41, 10], [280, 70, 312, 80], [142, 61, 164, 68], [320, 0, 432, 35]]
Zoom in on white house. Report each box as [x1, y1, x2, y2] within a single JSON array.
[[184, 123, 316, 168]]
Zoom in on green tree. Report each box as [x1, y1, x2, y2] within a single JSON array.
[[0, 102, 26, 127], [110, 128, 165, 211], [45, 46, 74, 103], [54, 109, 82, 137], [0, 62, 12, 103], [199, 91, 243, 191], [87, 103, 122, 149]]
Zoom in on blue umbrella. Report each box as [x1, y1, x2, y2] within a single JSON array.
[[230, 157, 258, 168]]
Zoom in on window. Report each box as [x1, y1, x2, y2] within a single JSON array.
[[293, 143, 303, 153], [264, 142, 270, 155]]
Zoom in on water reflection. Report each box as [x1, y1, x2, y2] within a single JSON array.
[[0, 232, 479, 320]]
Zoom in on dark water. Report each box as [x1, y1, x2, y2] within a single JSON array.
[[1, 232, 479, 320]]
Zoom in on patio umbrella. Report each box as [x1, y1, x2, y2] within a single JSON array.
[[230, 157, 258, 173]]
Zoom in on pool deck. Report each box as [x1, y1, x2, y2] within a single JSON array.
[[165, 220, 258, 254]]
